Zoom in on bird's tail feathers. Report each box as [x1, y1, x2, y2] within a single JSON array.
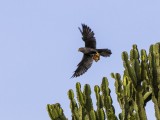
[[97, 49, 112, 57]]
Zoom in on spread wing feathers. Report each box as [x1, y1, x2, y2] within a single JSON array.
[[78, 24, 96, 49], [97, 49, 112, 57], [72, 55, 93, 78]]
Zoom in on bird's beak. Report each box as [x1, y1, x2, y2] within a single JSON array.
[[78, 48, 80, 52]]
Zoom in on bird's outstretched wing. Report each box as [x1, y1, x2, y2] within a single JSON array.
[[72, 55, 93, 78], [79, 24, 96, 49]]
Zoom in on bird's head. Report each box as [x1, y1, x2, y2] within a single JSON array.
[[78, 47, 85, 53]]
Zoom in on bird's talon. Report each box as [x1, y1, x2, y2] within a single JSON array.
[[92, 52, 100, 62]]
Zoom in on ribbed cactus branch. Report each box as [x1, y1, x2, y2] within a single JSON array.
[[83, 84, 93, 113], [96, 108, 105, 120], [101, 77, 117, 120], [122, 51, 137, 88], [76, 82, 85, 106], [111, 73, 123, 108], [68, 89, 79, 119], [149, 44, 160, 119], [94, 85, 103, 109]]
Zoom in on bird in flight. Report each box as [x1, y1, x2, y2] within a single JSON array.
[[71, 24, 112, 78]]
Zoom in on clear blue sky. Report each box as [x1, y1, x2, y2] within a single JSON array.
[[0, 0, 159, 120]]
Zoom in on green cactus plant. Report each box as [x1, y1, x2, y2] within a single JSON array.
[[47, 103, 68, 120], [47, 43, 160, 120]]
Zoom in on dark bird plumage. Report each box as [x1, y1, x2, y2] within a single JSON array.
[[72, 24, 112, 78], [78, 24, 96, 49]]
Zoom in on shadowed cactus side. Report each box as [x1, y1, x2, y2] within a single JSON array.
[[47, 43, 160, 120]]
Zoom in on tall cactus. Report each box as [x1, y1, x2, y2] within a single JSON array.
[[149, 43, 160, 119], [47, 43, 160, 120]]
